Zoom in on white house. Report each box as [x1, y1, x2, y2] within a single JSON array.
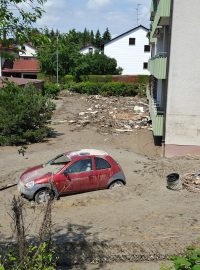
[[104, 25, 150, 75], [79, 44, 99, 55], [19, 43, 37, 59]]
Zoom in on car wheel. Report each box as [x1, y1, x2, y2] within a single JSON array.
[[109, 180, 124, 189], [34, 189, 54, 204]]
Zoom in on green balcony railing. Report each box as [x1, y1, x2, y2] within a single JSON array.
[[148, 54, 167, 79], [150, 0, 171, 40], [149, 97, 164, 136]]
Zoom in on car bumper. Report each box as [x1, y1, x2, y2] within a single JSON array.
[[18, 181, 54, 201], [17, 181, 36, 200]]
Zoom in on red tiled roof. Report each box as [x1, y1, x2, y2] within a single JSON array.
[[3, 59, 40, 73]]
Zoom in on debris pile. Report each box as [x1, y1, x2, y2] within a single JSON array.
[[182, 172, 200, 192], [68, 95, 151, 134]]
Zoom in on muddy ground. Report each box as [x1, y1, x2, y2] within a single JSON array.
[[1, 91, 200, 269]]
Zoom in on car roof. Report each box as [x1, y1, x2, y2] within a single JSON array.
[[65, 149, 109, 160]]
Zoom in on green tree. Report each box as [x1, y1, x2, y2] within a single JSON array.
[[38, 36, 81, 77], [102, 27, 111, 44], [82, 27, 90, 46], [0, 82, 55, 145], [90, 30, 95, 45], [73, 52, 122, 80], [0, 0, 46, 44], [95, 29, 102, 48]]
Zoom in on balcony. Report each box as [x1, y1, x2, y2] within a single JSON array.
[[149, 97, 164, 136], [150, 0, 171, 41], [148, 53, 167, 79]]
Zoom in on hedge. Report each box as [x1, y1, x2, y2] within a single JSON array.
[[69, 82, 145, 97], [80, 75, 113, 83]]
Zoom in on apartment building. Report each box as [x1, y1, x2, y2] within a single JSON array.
[[148, 0, 200, 157]]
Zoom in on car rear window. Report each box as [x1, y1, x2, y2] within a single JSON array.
[[95, 157, 111, 170]]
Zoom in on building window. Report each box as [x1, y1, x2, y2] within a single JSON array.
[[144, 45, 150, 52], [143, 62, 148, 69], [129, 38, 135, 45]]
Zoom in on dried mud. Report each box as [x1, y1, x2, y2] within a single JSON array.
[[0, 92, 200, 269]]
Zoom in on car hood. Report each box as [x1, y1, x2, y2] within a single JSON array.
[[20, 164, 64, 184]]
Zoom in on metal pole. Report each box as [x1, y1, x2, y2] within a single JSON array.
[[56, 35, 58, 84], [136, 3, 142, 26]]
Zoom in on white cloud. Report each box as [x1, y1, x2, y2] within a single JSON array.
[[87, 0, 111, 10]]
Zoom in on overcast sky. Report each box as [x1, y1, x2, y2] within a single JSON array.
[[36, 0, 151, 36]]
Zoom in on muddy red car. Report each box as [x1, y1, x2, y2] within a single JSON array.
[[18, 149, 126, 203]]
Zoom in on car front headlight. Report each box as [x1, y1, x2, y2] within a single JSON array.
[[25, 181, 35, 189]]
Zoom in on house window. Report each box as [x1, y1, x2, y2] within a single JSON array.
[[144, 45, 150, 52], [129, 38, 135, 45], [21, 45, 25, 50], [143, 62, 148, 69]]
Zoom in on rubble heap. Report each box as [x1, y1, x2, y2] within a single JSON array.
[[182, 172, 200, 192], [68, 94, 151, 134]]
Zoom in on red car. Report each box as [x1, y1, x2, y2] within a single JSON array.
[[18, 149, 126, 203]]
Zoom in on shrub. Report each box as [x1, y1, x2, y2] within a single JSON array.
[[43, 82, 61, 98], [80, 75, 113, 83], [137, 75, 149, 85], [64, 74, 75, 84], [101, 82, 138, 96], [69, 82, 101, 95], [69, 82, 140, 96], [0, 82, 55, 146]]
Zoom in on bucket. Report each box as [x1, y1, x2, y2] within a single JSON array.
[[166, 173, 182, 190]]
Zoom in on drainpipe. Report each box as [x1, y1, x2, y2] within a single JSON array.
[[162, 0, 174, 157]]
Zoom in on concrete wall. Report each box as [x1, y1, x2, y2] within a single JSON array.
[[104, 27, 150, 75], [165, 0, 200, 148]]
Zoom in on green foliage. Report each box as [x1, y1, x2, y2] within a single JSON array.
[[137, 75, 149, 85], [37, 36, 80, 77], [64, 74, 75, 83], [80, 75, 112, 83], [0, 0, 46, 44], [43, 82, 61, 98], [0, 242, 56, 270], [73, 52, 122, 81], [69, 81, 141, 97], [161, 246, 200, 270], [95, 29, 102, 48], [102, 27, 112, 44], [0, 82, 55, 146]]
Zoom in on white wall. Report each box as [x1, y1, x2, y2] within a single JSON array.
[[165, 0, 200, 146], [19, 44, 37, 58], [80, 46, 98, 55], [104, 27, 150, 75]]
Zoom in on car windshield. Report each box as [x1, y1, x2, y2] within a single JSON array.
[[44, 154, 71, 166]]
